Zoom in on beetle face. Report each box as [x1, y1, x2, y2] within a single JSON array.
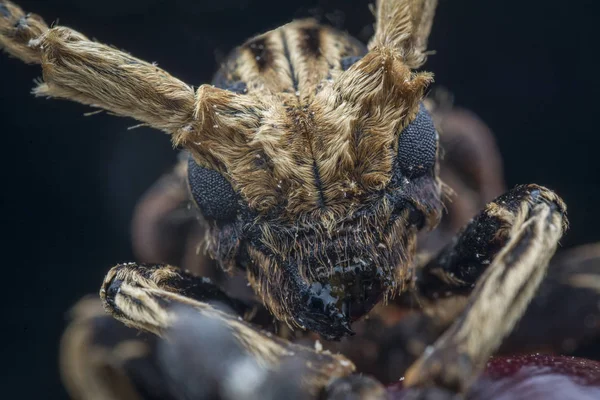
[[187, 104, 443, 340]]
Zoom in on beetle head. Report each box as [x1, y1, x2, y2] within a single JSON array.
[[175, 49, 442, 339]]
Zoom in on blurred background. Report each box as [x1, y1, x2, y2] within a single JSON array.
[[1, 0, 597, 398]]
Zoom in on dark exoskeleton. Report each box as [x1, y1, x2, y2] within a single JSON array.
[[2, 1, 600, 399]]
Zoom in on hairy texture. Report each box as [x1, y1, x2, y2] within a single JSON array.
[[370, 0, 438, 68], [0, 1, 195, 134], [177, 19, 432, 217], [245, 206, 419, 330], [0, 1, 47, 63], [8, 1, 600, 398], [177, 28, 439, 332], [499, 243, 600, 356], [31, 28, 196, 133], [1, 3, 435, 219], [100, 263, 355, 395], [60, 296, 315, 400], [313, 47, 432, 200], [404, 185, 568, 391], [216, 19, 365, 99]]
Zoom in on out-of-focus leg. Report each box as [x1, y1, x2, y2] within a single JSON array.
[[99, 263, 356, 398]]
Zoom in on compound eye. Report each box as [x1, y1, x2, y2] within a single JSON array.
[[396, 103, 438, 178], [188, 156, 239, 222]]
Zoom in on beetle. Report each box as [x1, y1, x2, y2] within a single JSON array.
[[2, 1, 599, 398]]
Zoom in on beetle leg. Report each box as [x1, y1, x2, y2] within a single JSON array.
[[98, 263, 356, 398], [403, 184, 567, 392], [62, 295, 321, 400], [60, 296, 171, 400], [361, 242, 600, 386], [323, 375, 388, 400], [500, 243, 600, 356]]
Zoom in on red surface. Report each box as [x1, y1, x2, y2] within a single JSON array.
[[388, 354, 600, 399]]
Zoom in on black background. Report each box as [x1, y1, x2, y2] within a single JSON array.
[[1, 0, 598, 398]]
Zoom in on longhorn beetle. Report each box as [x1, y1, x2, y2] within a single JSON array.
[[0, 1, 572, 398]]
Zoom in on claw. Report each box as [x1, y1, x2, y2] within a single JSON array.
[[99, 262, 356, 396]]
